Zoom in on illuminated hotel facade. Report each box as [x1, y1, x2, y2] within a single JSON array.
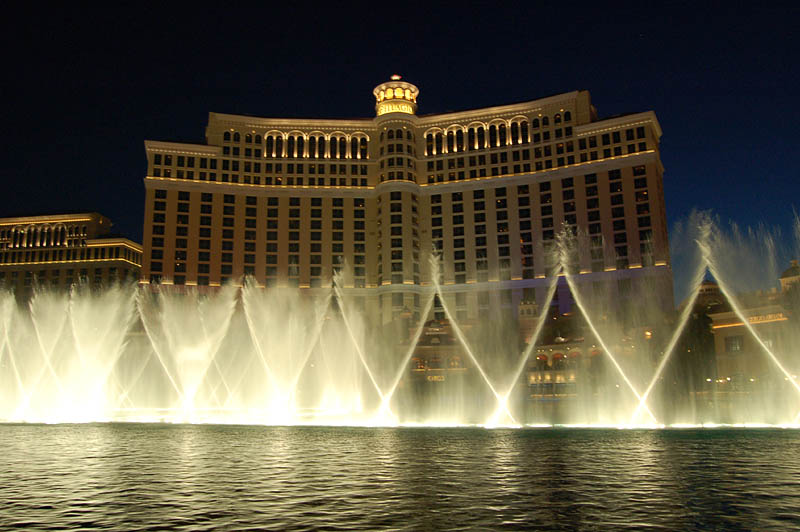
[[0, 213, 142, 296], [141, 76, 672, 324]]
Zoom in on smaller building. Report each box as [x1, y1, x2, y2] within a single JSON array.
[[0, 213, 142, 297], [780, 260, 800, 292], [708, 261, 800, 384]]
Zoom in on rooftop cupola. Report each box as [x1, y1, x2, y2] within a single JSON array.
[[373, 75, 419, 116]]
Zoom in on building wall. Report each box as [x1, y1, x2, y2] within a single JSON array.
[[140, 82, 673, 324], [0, 213, 142, 296], [711, 305, 796, 379]]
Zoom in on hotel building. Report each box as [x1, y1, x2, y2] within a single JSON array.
[[0, 213, 142, 296], [141, 77, 672, 324]]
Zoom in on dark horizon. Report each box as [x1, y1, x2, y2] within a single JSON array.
[[2, 5, 798, 253]]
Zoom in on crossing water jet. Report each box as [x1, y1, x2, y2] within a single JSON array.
[[376, 291, 436, 421], [556, 232, 659, 425], [430, 256, 519, 426], [487, 266, 561, 426], [629, 222, 712, 424]]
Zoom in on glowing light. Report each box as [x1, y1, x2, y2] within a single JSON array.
[[712, 313, 788, 328], [377, 102, 414, 115]]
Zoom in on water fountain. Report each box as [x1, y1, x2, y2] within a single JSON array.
[[1, 214, 799, 427]]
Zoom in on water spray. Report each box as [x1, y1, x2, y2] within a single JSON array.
[[556, 231, 658, 424]]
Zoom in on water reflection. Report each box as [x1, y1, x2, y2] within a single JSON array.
[[1, 425, 800, 530]]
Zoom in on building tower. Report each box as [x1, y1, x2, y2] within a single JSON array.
[[373, 76, 424, 320]]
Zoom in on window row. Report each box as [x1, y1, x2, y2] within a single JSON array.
[[222, 131, 370, 160], [423, 113, 574, 156], [380, 129, 414, 142]]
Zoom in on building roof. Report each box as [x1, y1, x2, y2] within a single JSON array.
[[0, 212, 108, 225], [780, 260, 800, 279]]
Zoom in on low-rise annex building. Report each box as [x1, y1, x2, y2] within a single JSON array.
[[0, 213, 142, 296]]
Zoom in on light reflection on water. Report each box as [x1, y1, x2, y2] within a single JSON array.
[[1, 425, 800, 531]]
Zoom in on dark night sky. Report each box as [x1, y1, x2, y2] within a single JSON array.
[[1, 4, 798, 245]]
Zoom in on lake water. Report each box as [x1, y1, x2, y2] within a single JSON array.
[[1, 424, 799, 530]]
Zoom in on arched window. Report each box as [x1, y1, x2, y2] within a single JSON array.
[[233, 132, 241, 142], [245, 134, 252, 143], [510, 123, 519, 145], [359, 138, 368, 159], [564, 111, 572, 122], [223, 131, 231, 141], [477, 127, 485, 148], [542, 116, 549, 126], [255, 134, 262, 144], [274, 136, 283, 157], [287, 136, 295, 158], [296, 136, 304, 157], [339, 137, 347, 159], [554, 113, 562, 124], [309, 136, 318, 158], [395, 129, 403, 139], [435, 133, 443, 154], [467, 128, 476, 150], [520, 121, 529, 143], [498, 123, 507, 146], [456, 130, 464, 151], [387, 129, 395, 140], [380, 131, 384, 142], [446, 131, 454, 153], [532, 118, 539, 129], [318, 137, 326, 158], [266, 136, 274, 156], [406, 131, 413, 141], [351, 138, 359, 159], [426, 133, 434, 155], [489, 125, 497, 147]]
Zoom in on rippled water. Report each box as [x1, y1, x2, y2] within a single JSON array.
[[1, 425, 799, 530]]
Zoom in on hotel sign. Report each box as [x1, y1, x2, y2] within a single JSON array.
[[712, 312, 788, 329], [377, 102, 414, 116], [748, 312, 786, 324]]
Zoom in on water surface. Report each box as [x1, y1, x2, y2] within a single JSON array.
[[1, 424, 799, 530]]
